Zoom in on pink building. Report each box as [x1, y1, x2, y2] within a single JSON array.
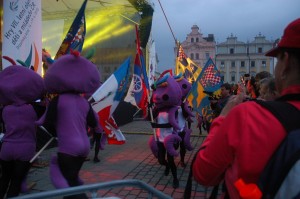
[[175, 25, 216, 67]]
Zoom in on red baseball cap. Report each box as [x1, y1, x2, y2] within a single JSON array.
[[265, 18, 300, 57]]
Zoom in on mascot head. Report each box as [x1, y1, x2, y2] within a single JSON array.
[[151, 74, 182, 109], [0, 56, 45, 105], [174, 73, 192, 100], [44, 50, 100, 94]]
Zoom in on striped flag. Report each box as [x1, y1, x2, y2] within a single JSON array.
[[54, 0, 87, 59], [90, 58, 131, 145]]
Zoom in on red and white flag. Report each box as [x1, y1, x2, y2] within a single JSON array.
[[90, 58, 131, 145]]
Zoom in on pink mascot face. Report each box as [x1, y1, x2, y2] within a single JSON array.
[[152, 75, 182, 109]]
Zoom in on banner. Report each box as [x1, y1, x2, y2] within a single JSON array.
[[2, 0, 42, 74], [148, 39, 157, 86]]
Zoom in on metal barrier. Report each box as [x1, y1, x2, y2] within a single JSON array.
[[11, 179, 172, 199]]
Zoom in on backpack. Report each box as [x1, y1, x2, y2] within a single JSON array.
[[255, 94, 300, 199]]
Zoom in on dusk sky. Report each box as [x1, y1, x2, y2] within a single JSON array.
[[150, 0, 300, 72]]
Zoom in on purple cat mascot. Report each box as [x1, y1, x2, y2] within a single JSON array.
[[0, 57, 45, 198], [41, 51, 100, 198], [174, 73, 195, 168], [149, 72, 182, 189]]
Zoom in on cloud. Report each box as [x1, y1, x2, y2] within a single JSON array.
[[152, 0, 300, 72]]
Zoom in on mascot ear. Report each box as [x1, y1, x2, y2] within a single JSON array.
[[164, 134, 182, 156], [148, 135, 158, 158]]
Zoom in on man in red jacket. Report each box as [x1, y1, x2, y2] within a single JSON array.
[[192, 18, 300, 199]]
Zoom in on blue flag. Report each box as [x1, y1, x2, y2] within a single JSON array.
[[55, 0, 87, 59], [187, 57, 223, 119]]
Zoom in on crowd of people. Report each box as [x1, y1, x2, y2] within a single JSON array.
[[192, 18, 300, 199], [0, 17, 299, 199]]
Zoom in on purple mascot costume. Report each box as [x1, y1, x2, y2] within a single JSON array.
[[0, 58, 45, 198], [149, 73, 182, 189], [41, 51, 100, 199], [174, 73, 195, 167]]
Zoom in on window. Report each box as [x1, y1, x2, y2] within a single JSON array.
[[196, 53, 199, 60], [262, 60, 266, 67], [196, 38, 199, 42], [231, 61, 235, 68], [231, 74, 235, 82], [220, 61, 225, 68], [258, 47, 263, 53], [241, 61, 245, 67], [230, 48, 234, 54], [191, 38, 194, 43], [191, 53, 194, 59], [205, 52, 210, 60], [221, 74, 225, 82], [251, 60, 255, 67]]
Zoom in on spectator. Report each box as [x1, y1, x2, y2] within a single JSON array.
[[258, 77, 279, 101]]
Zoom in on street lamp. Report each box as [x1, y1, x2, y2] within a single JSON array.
[[247, 41, 250, 75]]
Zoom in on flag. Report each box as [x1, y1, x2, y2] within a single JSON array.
[[54, 0, 87, 59], [90, 58, 131, 145], [2, 0, 43, 74], [148, 36, 157, 86], [175, 44, 201, 83], [124, 25, 149, 118], [187, 57, 222, 120]]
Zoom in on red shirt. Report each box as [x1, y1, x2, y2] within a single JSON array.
[[192, 85, 300, 199]]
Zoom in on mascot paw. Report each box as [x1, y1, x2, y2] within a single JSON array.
[[148, 135, 158, 158], [184, 128, 194, 151], [164, 134, 182, 156]]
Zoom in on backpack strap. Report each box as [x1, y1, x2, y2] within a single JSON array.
[[255, 100, 300, 132], [255, 93, 300, 132]]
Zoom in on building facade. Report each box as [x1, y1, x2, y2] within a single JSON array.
[[177, 25, 216, 67], [178, 25, 276, 83], [216, 33, 275, 83]]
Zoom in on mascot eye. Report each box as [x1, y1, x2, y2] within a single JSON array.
[[182, 84, 187, 89], [162, 94, 169, 101]]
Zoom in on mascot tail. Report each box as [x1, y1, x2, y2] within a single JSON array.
[[148, 135, 158, 158], [49, 155, 83, 189]]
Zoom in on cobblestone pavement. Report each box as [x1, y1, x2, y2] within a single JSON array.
[[20, 120, 219, 199]]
